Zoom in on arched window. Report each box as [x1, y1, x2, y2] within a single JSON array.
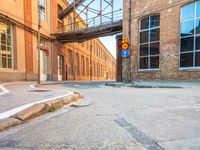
[[139, 15, 160, 70], [180, 1, 200, 68]]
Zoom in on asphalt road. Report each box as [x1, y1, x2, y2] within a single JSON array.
[[0, 81, 200, 150]]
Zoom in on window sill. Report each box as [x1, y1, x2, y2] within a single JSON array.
[[138, 69, 160, 72], [179, 67, 200, 71]]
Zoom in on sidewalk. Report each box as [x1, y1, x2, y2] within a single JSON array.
[[106, 80, 200, 88], [0, 82, 74, 119]]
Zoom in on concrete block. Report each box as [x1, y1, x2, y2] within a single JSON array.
[[45, 99, 65, 110], [0, 118, 22, 132], [12, 103, 48, 121]]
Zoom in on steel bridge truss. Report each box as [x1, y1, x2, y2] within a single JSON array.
[[55, 0, 122, 43]]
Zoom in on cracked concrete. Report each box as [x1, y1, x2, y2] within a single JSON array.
[[0, 81, 200, 150]]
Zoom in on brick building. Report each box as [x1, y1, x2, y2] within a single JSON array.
[[0, 0, 116, 81], [123, 0, 200, 80]]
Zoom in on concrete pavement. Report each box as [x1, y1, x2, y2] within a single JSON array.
[[0, 81, 200, 149]]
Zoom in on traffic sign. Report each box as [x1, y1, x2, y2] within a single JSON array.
[[121, 50, 129, 58], [122, 36, 129, 50], [122, 43, 129, 50], [122, 37, 128, 44]]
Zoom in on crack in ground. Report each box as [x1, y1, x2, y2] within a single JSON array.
[[114, 116, 165, 150]]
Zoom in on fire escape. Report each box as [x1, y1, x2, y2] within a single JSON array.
[[54, 0, 123, 43]]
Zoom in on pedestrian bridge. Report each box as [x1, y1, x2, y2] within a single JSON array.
[[54, 0, 123, 43]]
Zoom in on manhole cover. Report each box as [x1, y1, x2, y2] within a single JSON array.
[[29, 90, 50, 92]]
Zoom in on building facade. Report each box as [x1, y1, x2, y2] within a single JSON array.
[[123, 0, 200, 80], [0, 0, 116, 81]]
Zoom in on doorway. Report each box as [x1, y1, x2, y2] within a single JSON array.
[[57, 55, 64, 81], [40, 50, 47, 81]]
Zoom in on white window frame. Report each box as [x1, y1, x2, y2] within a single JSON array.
[[39, 0, 46, 21], [179, 1, 200, 70], [0, 21, 13, 69], [138, 15, 160, 71]]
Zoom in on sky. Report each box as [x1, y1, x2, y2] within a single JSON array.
[[100, 36, 117, 58], [74, 0, 123, 59]]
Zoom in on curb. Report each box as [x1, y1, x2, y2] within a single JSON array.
[[0, 93, 81, 132], [105, 83, 183, 88]]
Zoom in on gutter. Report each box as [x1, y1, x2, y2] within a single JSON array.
[[50, 0, 54, 81]]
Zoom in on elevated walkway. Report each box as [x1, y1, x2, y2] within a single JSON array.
[[54, 20, 122, 43]]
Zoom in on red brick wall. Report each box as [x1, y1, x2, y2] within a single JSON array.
[[24, 0, 33, 75], [123, 0, 200, 80]]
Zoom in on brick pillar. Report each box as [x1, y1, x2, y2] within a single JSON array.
[[24, 0, 33, 80]]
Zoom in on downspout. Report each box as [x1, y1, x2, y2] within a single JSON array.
[[128, 0, 132, 82], [50, 0, 54, 80]]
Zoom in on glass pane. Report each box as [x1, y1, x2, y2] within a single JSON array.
[[181, 21, 194, 37], [8, 58, 12, 68], [2, 56, 7, 68], [150, 15, 159, 28], [7, 35, 12, 46], [195, 52, 200, 66], [197, 1, 200, 17], [140, 44, 148, 56], [196, 19, 200, 35], [39, 0, 45, 6], [1, 44, 6, 52], [140, 31, 149, 43], [196, 36, 200, 50], [181, 2, 195, 21], [1, 33, 6, 45], [7, 47, 12, 57], [150, 56, 159, 69], [7, 25, 11, 35], [150, 28, 159, 42], [150, 42, 159, 55], [180, 52, 193, 67], [181, 37, 194, 52], [140, 57, 148, 69], [140, 17, 149, 30], [0, 22, 6, 33]]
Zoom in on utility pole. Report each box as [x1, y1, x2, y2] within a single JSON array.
[[128, 0, 132, 82], [37, 0, 41, 84]]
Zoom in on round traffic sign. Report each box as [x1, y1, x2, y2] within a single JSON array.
[[121, 50, 129, 58], [122, 43, 129, 50]]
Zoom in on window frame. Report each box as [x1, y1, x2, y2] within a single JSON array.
[[138, 14, 160, 71], [0, 21, 14, 69], [39, 0, 46, 21], [179, 1, 200, 70]]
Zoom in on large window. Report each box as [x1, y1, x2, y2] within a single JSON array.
[[86, 57, 89, 76], [180, 1, 200, 68], [68, 15, 72, 31], [81, 55, 85, 76], [68, 49, 73, 75], [57, 5, 64, 29], [0, 20, 13, 69], [39, 0, 46, 21], [139, 15, 160, 70], [75, 53, 79, 76]]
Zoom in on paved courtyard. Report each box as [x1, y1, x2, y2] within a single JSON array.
[[0, 81, 200, 150]]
